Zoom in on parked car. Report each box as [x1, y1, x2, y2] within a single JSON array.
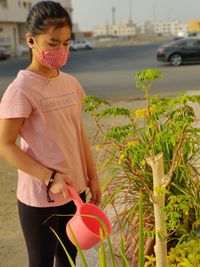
[[157, 37, 200, 66], [172, 36, 184, 42], [188, 31, 200, 37], [0, 46, 10, 60], [69, 40, 78, 51], [69, 40, 94, 51]]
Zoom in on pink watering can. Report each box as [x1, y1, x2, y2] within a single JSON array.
[[66, 185, 112, 250]]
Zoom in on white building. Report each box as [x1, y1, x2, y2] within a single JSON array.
[[93, 18, 136, 38], [137, 21, 154, 34], [154, 20, 188, 37], [93, 19, 188, 39], [0, 0, 72, 56]]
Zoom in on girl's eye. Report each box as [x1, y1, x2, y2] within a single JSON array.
[[48, 43, 69, 47], [48, 43, 57, 47]]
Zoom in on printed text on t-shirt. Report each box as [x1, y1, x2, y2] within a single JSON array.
[[40, 92, 77, 113]]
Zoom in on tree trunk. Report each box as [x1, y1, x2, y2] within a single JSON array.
[[146, 152, 168, 267]]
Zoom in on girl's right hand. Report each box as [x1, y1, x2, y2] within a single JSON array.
[[50, 173, 72, 198]]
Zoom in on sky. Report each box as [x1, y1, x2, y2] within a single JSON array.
[[72, 0, 200, 31]]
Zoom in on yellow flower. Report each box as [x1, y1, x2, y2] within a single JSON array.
[[141, 159, 145, 166], [134, 107, 153, 119], [134, 108, 146, 118], [118, 153, 125, 164]]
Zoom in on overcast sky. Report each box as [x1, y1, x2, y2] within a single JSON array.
[[72, 0, 200, 31]]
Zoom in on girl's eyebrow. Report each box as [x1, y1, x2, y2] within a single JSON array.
[[50, 38, 70, 42]]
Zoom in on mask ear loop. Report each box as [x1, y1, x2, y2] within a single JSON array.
[[31, 37, 43, 53], [31, 37, 53, 70]]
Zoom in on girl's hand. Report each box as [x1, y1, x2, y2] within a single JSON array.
[[50, 173, 72, 198], [88, 179, 101, 205]]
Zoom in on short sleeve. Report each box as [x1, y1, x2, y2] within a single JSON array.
[[72, 77, 86, 109], [74, 79, 86, 101], [0, 84, 32, 119]]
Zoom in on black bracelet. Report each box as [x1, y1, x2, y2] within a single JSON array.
[[46, 170, 57, 203]]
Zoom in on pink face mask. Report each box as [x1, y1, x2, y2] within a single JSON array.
[[33, 38, 69, 69]]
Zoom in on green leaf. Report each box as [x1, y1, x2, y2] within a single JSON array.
[[50, 227, 76, 267], [106, 233, 117, 267], [138, 192, 145, 267], [99, 228, 108, 267], [67, 225, 88, 267], [135, 69, 163, 89]]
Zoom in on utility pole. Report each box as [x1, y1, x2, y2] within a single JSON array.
[[153, 2, 157, 40], [129, 0, 132, 24], [112, 6, 116, 25]]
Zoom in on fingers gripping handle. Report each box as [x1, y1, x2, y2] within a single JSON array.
[[67, 185, 84, 208]]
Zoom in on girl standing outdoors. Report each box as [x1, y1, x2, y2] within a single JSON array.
[[0, 1, 101, 266]]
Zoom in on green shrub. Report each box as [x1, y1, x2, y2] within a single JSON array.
[[83, 69, 200, 264], [168, 239, 200, 266]]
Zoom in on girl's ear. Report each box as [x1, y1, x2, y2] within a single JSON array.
[[29, 38, 34, 44], [25, 33, 34, 48]]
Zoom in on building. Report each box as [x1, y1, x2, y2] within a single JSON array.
[[136, 21, 154, 34], [154, 20, 188, 37], [93, 18, 136, 38], [0, 0, 72, 56], [93, 18, 189, 39]]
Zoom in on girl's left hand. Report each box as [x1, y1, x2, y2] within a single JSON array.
[[88, 179, 101, 206]]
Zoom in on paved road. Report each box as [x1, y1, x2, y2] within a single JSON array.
[[0, 44, 200, 101]]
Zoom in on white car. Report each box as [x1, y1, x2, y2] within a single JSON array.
[[69, 40, 78, 51], [69, 40, 94, 51]]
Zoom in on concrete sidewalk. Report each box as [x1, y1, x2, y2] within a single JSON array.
[[76, 247, 99, 267]]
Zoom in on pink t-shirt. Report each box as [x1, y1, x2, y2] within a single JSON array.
[[0, 70, 88, 207]]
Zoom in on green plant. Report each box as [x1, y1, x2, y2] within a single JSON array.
[[44, 210, 132, 267], [83, 69, 200, 265], [138, 191, 145, 267], [145, 238, 200, 267], [168, 238, 200, 266], [50, 216, 131, 267]]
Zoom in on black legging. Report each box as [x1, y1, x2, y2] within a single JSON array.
[[18, 191, 86, 267]]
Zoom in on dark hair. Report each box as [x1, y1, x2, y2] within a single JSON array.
[[26, 1, 72, 60], [26, 1, 72, 34]]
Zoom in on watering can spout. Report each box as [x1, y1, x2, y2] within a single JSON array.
[[67, 185, 84, 208]]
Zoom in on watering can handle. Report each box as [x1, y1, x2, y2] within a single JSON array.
[[67, 185, 84, 208]]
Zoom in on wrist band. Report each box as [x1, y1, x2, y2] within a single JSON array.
[[47, 170, 57, 203]]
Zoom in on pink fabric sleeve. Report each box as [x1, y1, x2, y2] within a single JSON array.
[[0, 85, 32, 119], [75, 79, 86, 100], [73, 78, 86, 109]]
